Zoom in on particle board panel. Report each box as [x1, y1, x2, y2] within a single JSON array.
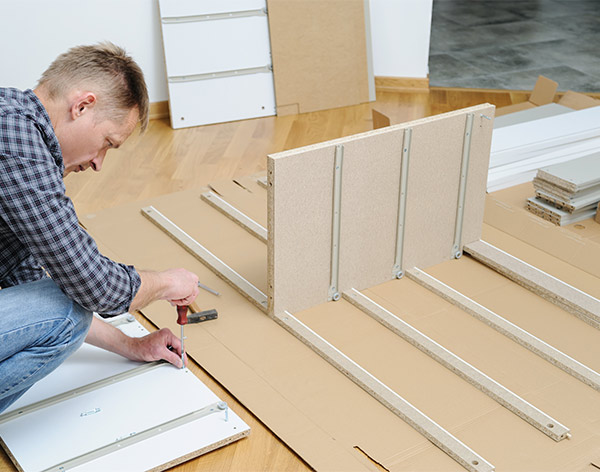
[[208, 178, 267, 228], [266, 0, 370, 114], [268, 104, 494, 315]]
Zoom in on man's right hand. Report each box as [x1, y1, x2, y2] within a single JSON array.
[[129, 268, 199, 312]]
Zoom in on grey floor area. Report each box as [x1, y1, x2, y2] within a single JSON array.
[[429, 0, 600, 92]]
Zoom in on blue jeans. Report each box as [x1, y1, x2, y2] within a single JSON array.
[[0, 278, 92, 413]]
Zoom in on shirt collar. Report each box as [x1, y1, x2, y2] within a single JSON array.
[[23, 89, 65, 174]]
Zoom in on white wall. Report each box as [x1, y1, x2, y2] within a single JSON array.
[[369, 0, 433, 78], [0, 0, 169, 102], [0, 0, 432, 102]]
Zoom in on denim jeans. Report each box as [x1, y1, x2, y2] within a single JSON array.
[[0, 278, 92, 413]]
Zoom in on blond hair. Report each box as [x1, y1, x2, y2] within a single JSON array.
[[38, 42, 149, 132]]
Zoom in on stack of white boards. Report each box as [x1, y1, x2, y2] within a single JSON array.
[[0, 314, 250, 472], [526, 152, 600, 225], [488, 104, 600, 192]]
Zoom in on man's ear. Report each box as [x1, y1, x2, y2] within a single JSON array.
[[70, 92, 97, 120]]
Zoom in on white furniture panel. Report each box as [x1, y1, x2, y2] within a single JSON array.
[[159, 0, 275, 128], [160, 0, 266, 18], [0, 315, 250, 472], [162, 16, 271, 77], [169, 73, 276, 128]]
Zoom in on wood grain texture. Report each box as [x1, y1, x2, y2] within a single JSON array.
[[375, 76, 429, 93], [0, 87, 583, 472]]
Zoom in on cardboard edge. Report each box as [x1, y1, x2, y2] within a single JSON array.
[[372, 109, 391, 129]]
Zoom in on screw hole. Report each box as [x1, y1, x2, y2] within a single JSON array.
[[472, 460, 479, 466], [548, 423, 554, 428]]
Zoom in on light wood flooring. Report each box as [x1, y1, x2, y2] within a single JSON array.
[[0, 86, 577, 472]]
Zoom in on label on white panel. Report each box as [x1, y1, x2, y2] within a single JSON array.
[[168, 72, 276, 129], [162, 16, 272, 77], [159, 0, 266, 18]]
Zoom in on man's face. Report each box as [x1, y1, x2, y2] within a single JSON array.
[[60, 105, 138, 177]]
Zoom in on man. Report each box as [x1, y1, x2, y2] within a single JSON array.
[[0, 43, 199, 413]]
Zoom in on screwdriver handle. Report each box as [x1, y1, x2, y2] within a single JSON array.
[[177, 305, 188, 325]]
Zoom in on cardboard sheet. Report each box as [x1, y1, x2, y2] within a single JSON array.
[[81, 183, 600, 471], [495, 75, 557, 117], [485, 183, 600, 280], [267, 0, 370, 114], [268, 104, 495, 315]]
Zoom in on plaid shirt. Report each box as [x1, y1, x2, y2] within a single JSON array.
[[0, 88, 141, 314]]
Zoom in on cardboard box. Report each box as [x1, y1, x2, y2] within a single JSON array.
[[495, 75, 558, 116]]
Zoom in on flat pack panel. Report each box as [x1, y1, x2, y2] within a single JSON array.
[[267, 0, 370, 113], [4, 315, 146, 414], [162, 16, 271, 77], [268, 104, 495, 315], [0, 318, 249, 472], [168, 73, 276, 128], [160, 0, 266, 17], [493, 104, 573, 129]]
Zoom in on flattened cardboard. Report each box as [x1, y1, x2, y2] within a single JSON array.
[[81, 189, 440, 472], [82, 180, 600, 471], [495, 75, 558, 117], [558, 91, 600, 111], [485, 183, 600, 280], [372, 109, 390, 129], [267, 0, 370, 114], [268, 104, 494, 316]]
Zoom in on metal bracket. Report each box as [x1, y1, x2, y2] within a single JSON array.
[[328, 145, 344, 301], [392, 128, 412, 278], [0, 362, 164, 425], [169, 65, 272, 84], [452, 113, 474, 259], [42, 401, 229, 472], [162, 8, 267, 24]]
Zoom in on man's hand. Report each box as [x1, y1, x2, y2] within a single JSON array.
[[124, 328, 187, 368], [130, 268, 199, 312], [86, 316, 187, 368]]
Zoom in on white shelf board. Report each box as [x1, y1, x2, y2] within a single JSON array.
[[162, 16, 271, 77], [0, 316, 249, 472]]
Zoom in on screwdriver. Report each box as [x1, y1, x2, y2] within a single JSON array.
[[176, 305, 188, 369], [176, 304, 219, 369]]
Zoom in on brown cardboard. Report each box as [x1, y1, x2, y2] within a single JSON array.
[[495, 75, 558, 117], [267, 0, 370, 114], [79, 181, 600, 471], [268, 104, 495, 316], [485, 183, 600, 280], [372, 109, 390, 129], [558, 91, 600, 110]]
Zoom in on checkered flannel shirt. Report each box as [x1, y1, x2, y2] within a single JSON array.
[[0, 88, 141, 314]]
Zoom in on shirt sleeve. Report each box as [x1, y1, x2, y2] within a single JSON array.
[[0, 113, 141, 314]]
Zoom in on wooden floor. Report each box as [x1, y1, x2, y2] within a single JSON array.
[[0, 86, 563, 472]]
